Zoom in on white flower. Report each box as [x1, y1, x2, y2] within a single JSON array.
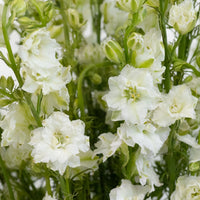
[[101, 0, 129, 35], [0, 103, 35, 147], [29, 112, 90, 175], [18, 28, 71, 95], [171, 175, 200, 200], [152, 85, 198, 127], [94, 133, 122, 162], [43, 193, 57, 200], [135, 153, 162, 190], [168, 0, 196, 35], [1, 144, 31, 169], [109, 179, 150, 200], [103, 65, 160, 124], [117, 122, 169, 155]]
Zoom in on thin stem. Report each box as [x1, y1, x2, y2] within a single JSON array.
[[60, 0, 70, 48], [159, 0, 171, 93], [0, 51, 11, 67], [2, 3, 23, 88], [45, 173, 52, 196], [0, 155, 15, 200], [37, 90, 43, 114], [171, 35, 183, 57], [96, 0, 102, 44], [77, 62, 111, 119], [60, 175, 71, 200]]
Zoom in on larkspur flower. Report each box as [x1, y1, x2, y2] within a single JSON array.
[[103, 65, 160, 124], [29, 112, 90, 175]]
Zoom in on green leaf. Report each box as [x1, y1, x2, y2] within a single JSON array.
[[6, 76, 14, 91], [0, 76, 7, 89]]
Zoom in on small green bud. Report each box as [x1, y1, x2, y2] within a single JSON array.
[[116, 0, 145, 13], [90, 73, 102, 85], [0, 76, 7, 89], [189, 162, 200, 172], [7, 76, 14, 91], [102, 39, 125, 64], [66, 8, 86, 30], [127, 32, 144, 50], [11, 0, 26, 17]]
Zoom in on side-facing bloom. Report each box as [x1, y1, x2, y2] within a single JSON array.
[[103, 65, 160, 124], [109, 179, 150, 200], [152, 85, 198, 127], [168, 0, 196, 35], [0, 102, 35, 147], [94, 133, 122, 162], [117, 122, 169, 155], [29, 112, 90, 175], [18, 28, 71, 95], [171, 175, 200, 200]]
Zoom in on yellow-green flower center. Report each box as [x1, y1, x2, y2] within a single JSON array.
[[124, 86, 140, 102]]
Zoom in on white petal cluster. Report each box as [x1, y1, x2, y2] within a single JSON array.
[[29, 112, 90, 175], [168, 0, 196, 35], [109, 179, 150, 200], [171, 175, 200, 200], [18, 28, 71, 95], [94, 133, 121, 162], [103, 65, 160, 124], [117, 122, 169, 155], [43, 193, 57, 200], [153, 85, 198, 127], [0, 103, 35, 147]]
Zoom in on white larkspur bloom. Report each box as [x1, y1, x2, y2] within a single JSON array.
[[135, 153, 162, 190], [94, 133, 122, 162], [117, 122, 169, 155], [19, 28, 71, 95], [1, 144, 31, 169], [109, 179, 150, 200], [0, 103, 35, 147], [152, 85, 198, 127], [101, 0, 129, 35], [43, 193, 57, 200], [103, 65, 160, 124], [29, 112, 90, 175], [171, 175, 200, 200], [168, 0, 196, 35]]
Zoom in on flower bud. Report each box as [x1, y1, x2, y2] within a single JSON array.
[[168, 0, 196, 35], [127, 32, 144, 50], [11, 0, 26, 17], [66, 8, 86, 30], [102, 39, 125, 64], [90, 73, 102, 85], [189, 162, 200, 172], [116, 0, 145, 13]]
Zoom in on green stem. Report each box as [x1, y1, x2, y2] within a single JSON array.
[[96, 0, 102, 44], [2, 3, 23, 88], [171, 35, 183, 57], [2, 3, 42, 127], [60, 0, 70, 48], [0, 89, 16, 100], [77, 62, 110, 119], [60, 175, 71, 200], [159, 0, 171, 93], [0, 51, 11, 67], [45, 173, 52, 196], [37, 90, 43, 114], [0, 155, 15, 200]]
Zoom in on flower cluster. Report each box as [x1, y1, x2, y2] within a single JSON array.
[[0, 0, 200, 199]]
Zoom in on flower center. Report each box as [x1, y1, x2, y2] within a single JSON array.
[[53, 132, 69, 149], [124, 86, 140, 102], [169, 102, 182, 114], [191, 187, 200, 197]]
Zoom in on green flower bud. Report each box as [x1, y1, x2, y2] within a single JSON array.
[[116, 0, 145, 13], [90, 73, 102, 85], [189, 162, 200, 172], [127, 32, 144, 50], [0, 76, 7, 89], [102, 39, 125, 64], [66, 8, 86, 30], [11, 0, 26, 17], [183, 75, 193, 83]]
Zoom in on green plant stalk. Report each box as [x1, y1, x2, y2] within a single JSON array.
[[60, 0, 70, 48], [77, 62, 111, 119], [45, 173, 52, 196], [0, 155, 15, 200], [96, 0, 102, 44], [2, 3, 42, 127], [60, 175, 71, 200], [159, 0, 171, 93]]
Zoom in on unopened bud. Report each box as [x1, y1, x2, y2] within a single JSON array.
[[102, 39, 125, 64], [66, 8, 86, 30], [189, 162, 200, 172], [116, 0, 145, 13], [11, 0, 26, 17], [127, 32, 144, 50], [90, 73, 102, 85]]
